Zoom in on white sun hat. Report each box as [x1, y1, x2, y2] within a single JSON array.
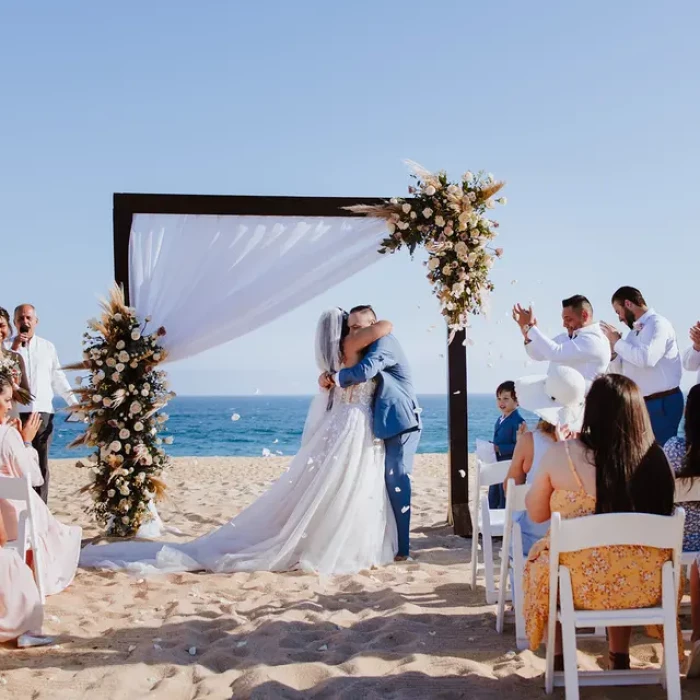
[[515, 365, 587, 431]]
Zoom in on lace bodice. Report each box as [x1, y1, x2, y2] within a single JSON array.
[[338, 380, 376, 407]]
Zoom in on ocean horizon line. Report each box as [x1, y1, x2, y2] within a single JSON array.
[[169, 392, 495, 399]]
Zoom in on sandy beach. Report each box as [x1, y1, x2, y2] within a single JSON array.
[[0, 454, 697, 699]]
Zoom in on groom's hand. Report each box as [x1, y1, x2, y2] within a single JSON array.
[[318, 372, 334, 389]]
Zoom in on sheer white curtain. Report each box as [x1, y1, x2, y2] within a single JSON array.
[[129, 213, 387, 362]]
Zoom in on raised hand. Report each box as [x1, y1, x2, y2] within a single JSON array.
[[512, 304, 536, 334], [690, 323, 700, 351], [600, 321, 622, 347], [20, 413, 41, 444]]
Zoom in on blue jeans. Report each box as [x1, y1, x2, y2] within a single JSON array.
[[385, 429, 421, 557], [645, 389, 684, 446]]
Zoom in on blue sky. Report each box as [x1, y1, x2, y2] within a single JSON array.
[[1, 1, 698, 395]]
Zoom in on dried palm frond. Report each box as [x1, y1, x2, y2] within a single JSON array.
[[12, 387, 32, 406], [68, 433, 88, 449], [149, 476, 168, 502], [403, 159, 436, 181], [342, 202, 399, 219], [62, 361, 91, 372], [111, 388, 127, 408], [478, 182, 505, 201]]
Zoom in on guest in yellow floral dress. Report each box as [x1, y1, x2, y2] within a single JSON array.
[[522, 374, 677, 671]]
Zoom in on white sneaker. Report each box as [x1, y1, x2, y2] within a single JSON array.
[[17, 633, 56, 648]]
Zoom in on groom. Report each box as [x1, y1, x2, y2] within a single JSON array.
[[319, 305, 421, 560]]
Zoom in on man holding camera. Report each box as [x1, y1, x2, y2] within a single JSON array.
[[10, 304, 78, 503]]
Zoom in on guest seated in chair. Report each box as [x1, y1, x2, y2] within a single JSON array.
[[503, 366, 586, 557], [0, 372, 81, 596], [522, 374, 677, 671], [0, 511, 54, 647]]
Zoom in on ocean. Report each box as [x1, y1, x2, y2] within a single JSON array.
[[50, 394, 537, 460]]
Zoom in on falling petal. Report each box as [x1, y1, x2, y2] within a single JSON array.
[[458, 469, 466, 478], [318, 644, 328, 651], [231, 413, 241, 422], [389, 470, 394, 475], [301, 533, 307, 539], [453, 390, 461, 395], [262, 448, 271, 458], [128, 644, 136, 653], [511, 280, 518, 285], [236, 641, 248, 648], [188, 646, 197, 656], [276, 450, 283, 456], [307, 457, 314, 465], [153, 644, 162, 651], [273, 439, 279, 444], [429, 631, 436, 636], [401, 505, 410, 513], [395, 487, 401, 493]]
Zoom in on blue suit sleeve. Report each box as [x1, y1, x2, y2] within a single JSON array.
[[337, 339, 396, 388]]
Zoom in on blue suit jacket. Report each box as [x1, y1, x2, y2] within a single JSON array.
[[493, 410, 525, 461], [337, 334, 420, 440]]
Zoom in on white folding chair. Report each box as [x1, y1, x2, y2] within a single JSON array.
[[545, 509, 685, 700], [0, 473, 46, 603], [470, 458, 511, 604], [496, 479, 530, 648]]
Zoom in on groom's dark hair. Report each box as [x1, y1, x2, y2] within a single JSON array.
[[349, 305, 376, 320]]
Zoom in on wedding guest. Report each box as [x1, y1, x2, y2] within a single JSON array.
[[522, 374, 677, 671], [683, 321, 700, 386], [9, 304, 78, 503], [0, 371, 81, 595], [488, 380, 525, 509], [0, 307, 31, 408], [601, 287, 683, 446], [512, 295, 610, 386], [0, 511, 53, 648], [504, 365, 586, 556], [664, 384, 700, 553]]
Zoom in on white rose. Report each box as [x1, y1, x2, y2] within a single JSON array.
[[452, 282, 465, 296], [119, 484, 130, 496], [119, 428, 130, 440], [130, 401, 142, 414], [135, 472, 145, 484], [134, 421, 144, 432], [401, 203, 411, 214], [463, 171, 474, 181], [111, 372, 121, 383], [107, 489, 115, 498], [442, 265, 452, 277], [152, 354, 161, 362], [141, 389, 149, 397], [486, 199, 495, 209], [428, 257, 440, 270], [386, 222, 396, 234], [397, 220, 410, 231], [96, 360, 103, 366], [116, 340, 126, 350], [118, 351, 130, 363], [435, 215, 445, 228], [116, 363, 125, 372], [131, 330, 141, 341], [142, 453, 153, 465], [106, 357, 117, 368], [497, 196, 507, 205], [110, 441, 122, 452], [424, 185, 436, 196], [164, 436, 174, 445], [114, 314, 123, 322], [389, 197, 398, 205], [102, 397, 112, 407], [128, 384, 135, 392], [454, 241, 469, 259], [92, 394, 103, 403], [422, 207, 433, 219]]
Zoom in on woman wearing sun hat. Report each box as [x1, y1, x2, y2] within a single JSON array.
[[503, 365, 587, 556]]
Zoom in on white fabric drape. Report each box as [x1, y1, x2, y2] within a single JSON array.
[[129, 213, 387, 363]]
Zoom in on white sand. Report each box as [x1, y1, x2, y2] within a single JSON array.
[[0, 455, 697, 698]]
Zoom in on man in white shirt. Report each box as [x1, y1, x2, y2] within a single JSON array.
[[10, 304, 78, 503], [682, 321, 700, 386], [601, 286, 683, 446], [512, 295, 611, 387]]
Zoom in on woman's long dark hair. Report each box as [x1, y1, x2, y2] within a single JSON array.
[[580, 374, 674, 516], [677, 384, 700, 480]]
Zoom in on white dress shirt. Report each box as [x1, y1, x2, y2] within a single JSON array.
[[683, 346, 700, 386], [10, 335, 78, 414], [610, 309, 682, 397], [525, 323, 611, 385]]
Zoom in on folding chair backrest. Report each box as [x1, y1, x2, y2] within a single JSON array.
[[0, 475, 32, 502], [478, 459, 512, 489], [674, 477, 700, 504]]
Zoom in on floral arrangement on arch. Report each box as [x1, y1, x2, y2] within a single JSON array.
[[347, 161, 506, 338], [66, 285, 176, 537]]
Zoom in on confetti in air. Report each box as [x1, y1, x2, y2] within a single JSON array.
[[231, 413, 241, 422], [458, 469, 466, 478], [261, 448, 271, 458], [401, 505, 410, 513], [395, 487, 401, 492]]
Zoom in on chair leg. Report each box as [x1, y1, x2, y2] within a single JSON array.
[[482, 525, 497, 604], [558, 567, 580, 700], [470, 523, 479, 590], [661, 563, 682, 700]]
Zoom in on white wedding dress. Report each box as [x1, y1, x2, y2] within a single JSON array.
[[79, 380, 398, 576]]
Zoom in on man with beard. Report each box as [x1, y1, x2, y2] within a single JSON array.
[[601, 286, 683, 445]]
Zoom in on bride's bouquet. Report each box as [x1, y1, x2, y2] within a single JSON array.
[[66, 285, 175, 537], [346, 161, 506, 338]]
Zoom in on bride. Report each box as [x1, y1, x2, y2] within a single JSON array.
[[79, 308, 398, 576]]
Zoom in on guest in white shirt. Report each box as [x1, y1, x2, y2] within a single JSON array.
[[683, 321, 700, 386], [601, 286, 683, 446], [8, 304, 78, 503], [512, 295, 611, 387]]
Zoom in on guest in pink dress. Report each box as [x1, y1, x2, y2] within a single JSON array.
[[0, 372, 81, 596]]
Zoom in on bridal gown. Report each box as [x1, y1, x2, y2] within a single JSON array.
[[79, 380, 398, 576]]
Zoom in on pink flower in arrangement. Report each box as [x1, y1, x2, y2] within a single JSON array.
[[495, 248, 504, 257]]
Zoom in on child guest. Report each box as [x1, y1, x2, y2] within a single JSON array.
[[489, 380, 526, 509]]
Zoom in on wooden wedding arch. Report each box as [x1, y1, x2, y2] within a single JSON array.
[[113, 193, 472, 536]]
